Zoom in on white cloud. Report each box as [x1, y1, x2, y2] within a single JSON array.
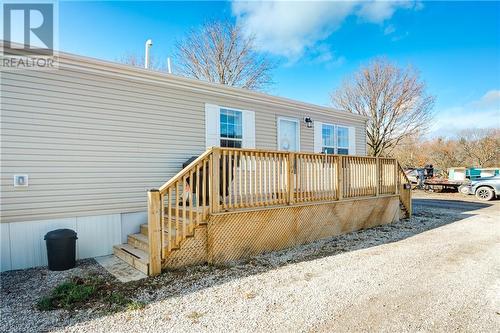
[[384, 24, 396, 35], [390, 31, 409, 42], [232, 1, 355, 59], [430, 90, 500, 137], [469, 89, 500, 110], [232, 0, 419, 59], [357, 0, 414, 23], [302, 43, 346, 68]]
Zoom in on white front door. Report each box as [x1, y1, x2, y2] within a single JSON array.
[[277, 117, 300, 152]]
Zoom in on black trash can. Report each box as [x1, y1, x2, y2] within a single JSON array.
[[44, 229, 78, 271]]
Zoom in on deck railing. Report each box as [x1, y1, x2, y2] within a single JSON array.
[[147, 147, 412, 275], [294, 153, 339, 202]]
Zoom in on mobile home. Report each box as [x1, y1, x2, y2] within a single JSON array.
[[1, 45, 411, 273]]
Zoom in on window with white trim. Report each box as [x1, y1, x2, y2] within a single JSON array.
[[220, 108, 243, 148], [321, 124, 335, 154], [321, 124, 350, 155], [337, 126, 349, 155]]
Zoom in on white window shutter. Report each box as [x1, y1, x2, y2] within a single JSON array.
[[205, 103, 220, 148], [242, 110, 256, 148], [314, 121, 323, 153], [348, 126, 356, 155]]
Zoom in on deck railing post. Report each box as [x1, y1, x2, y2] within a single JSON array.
[[337, 155, 344, 200], [375, 157, 380, 197], [287, 152, 295, 204], [210, 147, 221, 213], [147, 189, 162, 276], [394, 159, 399, 195]]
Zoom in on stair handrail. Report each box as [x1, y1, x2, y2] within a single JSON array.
[[158, 147, 214, 194], [148, 147, 215, 276], [396, 162, 412, 217], [397, 163, 411, 184]]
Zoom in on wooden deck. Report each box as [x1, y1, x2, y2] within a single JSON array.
[[114, 147, 412, 275]]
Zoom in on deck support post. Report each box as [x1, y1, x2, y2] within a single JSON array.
[[147, 189, 162, 276], [287, 152, 295, 205], [375, 157, 380, 197], [211, 147, 221, 213], [337, 156, 344, 200]]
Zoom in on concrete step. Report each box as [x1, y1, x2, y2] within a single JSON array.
[[113, 244, 149, 275], [95, 255, 147, 282]]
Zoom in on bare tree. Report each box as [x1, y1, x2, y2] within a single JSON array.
[[118, 53, 162, 71], [390, 133, 427, 168], [391, 135, 463, 175], [458, 128, 500, 167], [391, 128, 499, 173], [174, 21, 274, 90], [426, 137, 465, 176], [332, 58, 435, 156]]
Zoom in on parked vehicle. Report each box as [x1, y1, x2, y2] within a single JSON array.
[[460, 175, 500, 201], [449, 167, 500, 181], [405, 169, 419, 184]]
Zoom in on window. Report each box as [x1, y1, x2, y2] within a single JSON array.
[[337, 126, 349, 155], [321, 124, 335, 154], [321, 124, 349, 154], [220, 108, 243, 148]]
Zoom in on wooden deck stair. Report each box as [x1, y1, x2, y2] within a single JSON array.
[[113, 206, 206, 275]]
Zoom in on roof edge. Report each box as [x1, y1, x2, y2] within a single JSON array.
[[0, 41, 369, 122]]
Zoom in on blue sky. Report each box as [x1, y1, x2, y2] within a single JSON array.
[[58, 1, 500, 137]]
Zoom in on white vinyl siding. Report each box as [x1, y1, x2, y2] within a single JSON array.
[[1, 211, 145, 271], [1, 50, 366, 224]]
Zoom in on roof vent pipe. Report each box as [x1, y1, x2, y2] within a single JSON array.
[[144, 39, 153, 69], [167, 57, 172, 74]]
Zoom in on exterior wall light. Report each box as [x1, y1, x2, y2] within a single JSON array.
[[304, 116, 313, 128]]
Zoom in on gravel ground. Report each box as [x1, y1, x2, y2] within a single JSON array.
[[411, 189, 485, 202], [1, 196, 499, 333]]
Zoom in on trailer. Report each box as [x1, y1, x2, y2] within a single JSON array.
[[424, 178, 463, 192]]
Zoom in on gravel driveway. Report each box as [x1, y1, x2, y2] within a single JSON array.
[[1, 195, 499, 332]]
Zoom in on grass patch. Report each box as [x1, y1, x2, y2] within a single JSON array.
[[37, 276, 100, 310], [126, 300, 146, 311], [36, 275, 145, 313], [105, 292, 128, 307]]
